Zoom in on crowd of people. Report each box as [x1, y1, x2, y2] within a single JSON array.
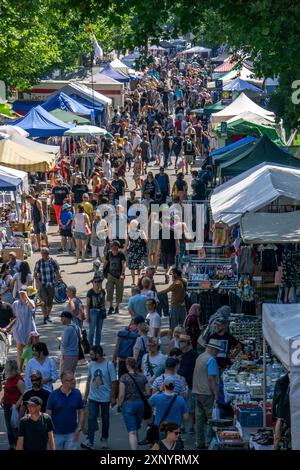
[[0, 53, 289, 452]]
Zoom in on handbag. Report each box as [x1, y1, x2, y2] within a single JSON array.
[[85, 224, 91, 236], [10, 404, 20, 429], [71, 325, 85, 360], [146, 394, 177, 444], [128, 373, 152, 420]]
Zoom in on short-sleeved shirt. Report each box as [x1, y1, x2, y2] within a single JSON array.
[[208, 332, 239, 368], [128, 294, 148, 319], [22, 388, 51, 413], [159, 227, 176, 254], [61, 324, 80, 356], [88, 360, 117, 402], [18, 413, 53, 450], [177, 349, 199, 389], [148, 393, 187, 426], [152, 374, 186, 396], [120, 372, 148, 402], [52, 186, 69, 206], [111, 179, 125, 199], [106, 252, 126, 279], [141, 353, 166, 382], [72, 184, 89, 204], [86, 288, 106, 309], [146, 311, 161, 338], [46, 387, 84, 434]]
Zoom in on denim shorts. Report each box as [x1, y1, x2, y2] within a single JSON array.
[[34, 223, 47, 235], [122, 399, 144, 432], [73, 231, 88, 241]]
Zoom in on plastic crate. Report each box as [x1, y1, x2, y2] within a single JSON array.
[[237, 405, 263, 427]]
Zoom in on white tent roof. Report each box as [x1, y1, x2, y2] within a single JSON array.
[[240, 211, 300, 243], [9, 133, 60, 156], [226, 111, 276, 126], [263, 303, 300, 449], [110, 59, 129, 76], [0, 165, 29, 192], [87, 74, 120, 85], [221, 65, 260, 84], [211, 92, 274, 125], [211, 163, 300, 226], [52, 82, 112, 108], [179, 46, 212, 55]]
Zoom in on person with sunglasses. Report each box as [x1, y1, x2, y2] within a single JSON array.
[[86, 276, 106, 347], [19, 370, 50, 418], [151, 421, 182, 450]]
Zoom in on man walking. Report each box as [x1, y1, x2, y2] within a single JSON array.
[[103, 240, 126, 315], [16, 396, 55, 450], [192, 339, 221, 449], [82, 345, 118, 450], [50, 177, 69, 227], [20, 370, 50, 418], [59, 311, 80, 374], [26, 195, 49, 250], [46, 371, 85, 450], [34, 247, 60, 324], [158, 268, 187, 331]]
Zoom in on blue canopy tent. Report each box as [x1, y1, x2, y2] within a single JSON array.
[[223, 78, 262, 93], [41, 92, 91, 116], [9, 105, 74, 137], [0, 173, 22, 191], [100, 64, 131, 83], [211, 136, 257, 156]]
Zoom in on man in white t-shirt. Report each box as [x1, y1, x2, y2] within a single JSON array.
[[146, 298, 161, 339], [141, 337, 166, 383]]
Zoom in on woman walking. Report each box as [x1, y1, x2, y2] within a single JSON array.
[[0, 360, 24, 449], [151, 422, 182, 450], [124, 220, 148, 285], [0, 263, 13, 304], [25, 342, 58, 392], [72, 204, 91, 263], [119, 357, 150, 450], [11, 261, 33, 300]]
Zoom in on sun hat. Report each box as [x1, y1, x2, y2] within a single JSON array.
[[205, 339, 223, 351], [62, 203, 71, 210], [26, 396, 43, 407], [27, 286, 37, 297], [179, 334, 191, 343]]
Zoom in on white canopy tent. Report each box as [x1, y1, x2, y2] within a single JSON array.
[[221, 65, 262, 85], [9, 133, 60, 157], [178, 46, 212, 56], [211, 92, 274, 125], [110, 58, 130, 76], [0, 165, 29, 192], [226, 111, 276, 126], [211, 163, 300, 226], [240, 211, 300, 244], [263, 304, 300, 449]]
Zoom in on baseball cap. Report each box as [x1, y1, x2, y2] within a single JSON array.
[[215, 317, 228, 325], [30, 370, 42, 378], [60, 311, 72, 319], [27, 396, 43, 407], [165, 358, 177, 368], [133, 315, 145, 325]]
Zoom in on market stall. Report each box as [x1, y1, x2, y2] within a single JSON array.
[[263, 304, 300, 449], [0, 138, 56, 173]]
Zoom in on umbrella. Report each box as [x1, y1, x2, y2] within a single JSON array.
[[0, 125, 29, 137], [64, 125, 109, 136]]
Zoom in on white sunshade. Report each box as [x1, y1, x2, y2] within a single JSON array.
[[211, 92, 274, 125], [110, 58, 129, 76], [54, 82, 112, 108], [211, 163, 300, 226], [221, 65, 261, 84], [226, 111, 276, 126], [9, 133, 60, 156], [263, 303, 300, 450], [0, 165, 29, 192], [240, 211, 300, 243], [179, 46, 212, 55]]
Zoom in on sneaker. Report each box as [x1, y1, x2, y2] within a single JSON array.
[[81, 439, 94, 450], [108, 307, 114, 315], [114, 306, 119, 315], [100, 438, 108, 449]]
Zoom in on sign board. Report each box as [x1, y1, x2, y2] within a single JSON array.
[[215, 79, 223, 91], [221, 90, 233, 105], [220, 121, 227, 138]]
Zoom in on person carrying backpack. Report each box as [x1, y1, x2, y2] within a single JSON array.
[[112, 316, 145, 378], [183, 136, 196, 174]]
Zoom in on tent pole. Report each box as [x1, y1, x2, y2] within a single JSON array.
[[263, 337, 267, 427]]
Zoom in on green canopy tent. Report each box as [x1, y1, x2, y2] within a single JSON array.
[[204, 100, 225, 115], [219, 135, 300, 177], [215, 118, 283, 146], [212, 140, 257, 166], [50, 109, 90, 124]]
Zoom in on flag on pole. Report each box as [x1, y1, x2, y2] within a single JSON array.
[[92, 33, 103, 60]]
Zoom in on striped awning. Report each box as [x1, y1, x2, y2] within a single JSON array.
[[0, 138, 55, 173], [214, 61, 237, 73]]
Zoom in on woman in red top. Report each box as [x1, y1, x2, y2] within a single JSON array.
[[0, 359, 24, 449], [183, 304, 201, 350]]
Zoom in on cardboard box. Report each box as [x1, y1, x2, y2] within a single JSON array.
[[2, 247, 24, 262], [12, 222, 31, 233]]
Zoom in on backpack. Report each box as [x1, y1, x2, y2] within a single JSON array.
[[117, 327, 139, 359], [137, 337, 147, 369]]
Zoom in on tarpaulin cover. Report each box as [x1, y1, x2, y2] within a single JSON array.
[[41, 92, 91, 115], [240, 211, 300, 244], [0, 138, 55, 172], [227, 111, 275, 126], [9, 105, 74, 137], [211, 92, 274, 124], [212, 140, 257, 166], [223, 78, 262, 92], [100, 64, 131, 83], [211, 163, 300, 225], [216, 118, 283, 146], [262, 303, 300, 450], [219, 135, 298, 176], [211, 136, 257, 157], [0, 165, 29, 192]]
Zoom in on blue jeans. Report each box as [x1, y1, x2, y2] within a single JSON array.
[[122, 399, 144, 432], [163, 149, 170, 168], [54, 432, 78, 450], [88, 400, 110, 444], [88, 309, 104, 346], [3, 404, 18, 447]]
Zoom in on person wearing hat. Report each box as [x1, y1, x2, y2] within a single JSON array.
[[192, 339, 222, 449], [152, 357, 187, 397], [58, 311, 81, 374], [50, 177, 69, 227], [16, 396, 55, 450], [206, 316, 242, 370], [59, 203, 74, 253], [20, 370, 50, 417], [177, 334, 199, 434], [141, 337, 166, 384], [103, 240, 126, 316]]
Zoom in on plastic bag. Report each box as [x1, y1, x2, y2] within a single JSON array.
[[212, 404, 220, 420], [10, 404, 19, 429]]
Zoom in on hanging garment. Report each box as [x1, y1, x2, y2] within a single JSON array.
[[237, 274, 254, 302], [261, 249, 278, 273], [281, 251, 300, 288], [212, 222, 229, 247], [238, 246, 254, 275]]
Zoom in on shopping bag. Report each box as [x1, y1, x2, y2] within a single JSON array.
[[10, 404, 19, 429], [212, 404, 220, 420]]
